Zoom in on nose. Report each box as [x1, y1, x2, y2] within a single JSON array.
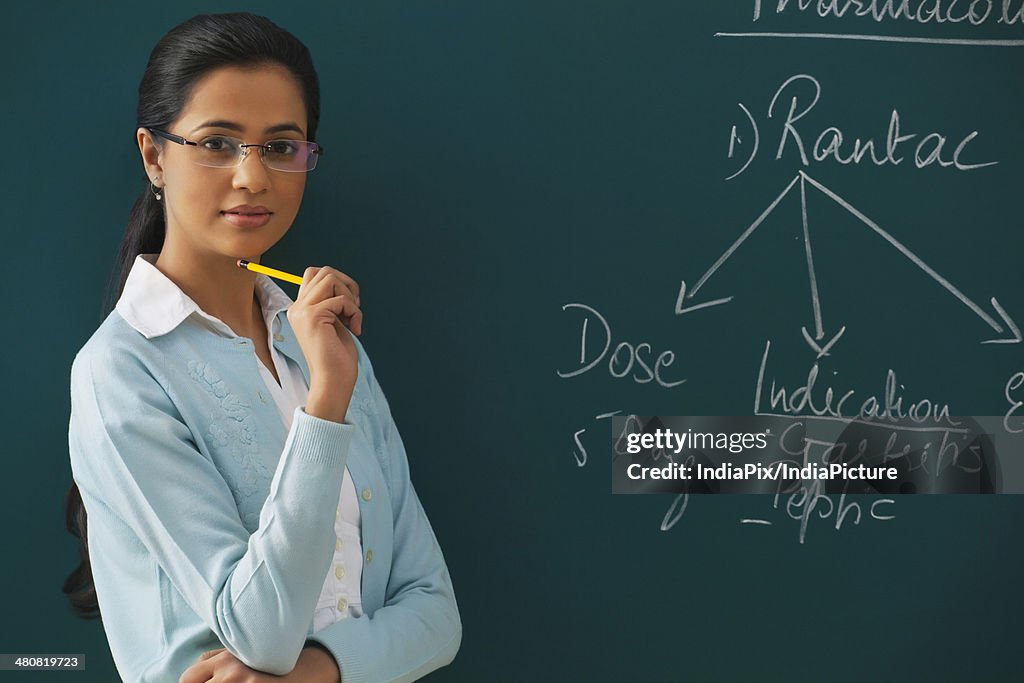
[[231, 147, 271, 194]]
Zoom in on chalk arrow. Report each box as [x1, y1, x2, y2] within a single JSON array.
[[982, 297, 1022, 344], [677, 174, 801, 316], [795, 173, 844, 354], [802, 173, 1022, 346], [801, 325, 846, 359], [675, 280, 733, 314], [678, 171, 1020, 346]]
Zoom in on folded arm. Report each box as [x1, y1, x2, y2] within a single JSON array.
[[304, 352, 462, 683]]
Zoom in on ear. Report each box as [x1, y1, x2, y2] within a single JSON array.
[[136, 127, 164, 183]]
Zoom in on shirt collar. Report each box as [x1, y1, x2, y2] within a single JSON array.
[[115, 253, 295, 340]]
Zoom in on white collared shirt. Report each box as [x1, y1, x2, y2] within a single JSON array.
[[116, 253, 363, 629]]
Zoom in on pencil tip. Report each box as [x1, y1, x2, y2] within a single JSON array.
[[237, 259, 247, 268]]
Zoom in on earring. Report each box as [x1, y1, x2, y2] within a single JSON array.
[[151, 178, 163, 201]]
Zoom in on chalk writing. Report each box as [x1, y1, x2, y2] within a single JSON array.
[[772, 477, 896, 544], [1005, 371, 1024, 433], [755, 339, 960, 426], [750, 0, 1024, 27], [728, 74, 997, 178], [558, 303, 686, 388]]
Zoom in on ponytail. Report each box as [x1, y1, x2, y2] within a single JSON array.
[[106, 182, 168, 315]]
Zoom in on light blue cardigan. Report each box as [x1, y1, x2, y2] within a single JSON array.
[[68, 306, 461, 681]]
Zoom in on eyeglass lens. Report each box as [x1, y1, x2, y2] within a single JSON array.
[[194, 136, 319, 172]]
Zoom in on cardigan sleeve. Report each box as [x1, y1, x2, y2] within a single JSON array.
[[68, 344, 354, 675], [304, 346, 463, 683]]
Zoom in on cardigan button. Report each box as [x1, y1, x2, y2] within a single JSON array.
[[337, 598, 347, 611], [335, 565, 345, 579], [273, 333, 284, 342], [361, 488, 372, 502], [365, 549, 373, 564]]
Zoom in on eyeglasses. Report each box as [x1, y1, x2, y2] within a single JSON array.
[[146, 127, 324, 172]]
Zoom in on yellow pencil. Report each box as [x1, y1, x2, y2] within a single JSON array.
[[236, 259, 304, 285]]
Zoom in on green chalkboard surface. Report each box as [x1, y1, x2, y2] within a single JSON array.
[[5, 2, 1023, 681]]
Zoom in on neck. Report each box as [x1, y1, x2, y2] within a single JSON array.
[[154, 241, 263, 340]]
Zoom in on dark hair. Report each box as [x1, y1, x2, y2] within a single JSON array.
[[63, 12, 321, 620]]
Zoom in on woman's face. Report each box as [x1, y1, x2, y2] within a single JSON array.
[[137, 64, 310, 261]]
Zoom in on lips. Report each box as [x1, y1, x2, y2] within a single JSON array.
[[220, 205, 273, 228], [221, 204, 271, 216]]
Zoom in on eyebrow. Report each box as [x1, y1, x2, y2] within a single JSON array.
[[189, 120, 306, 136]]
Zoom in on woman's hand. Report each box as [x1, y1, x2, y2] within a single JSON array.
[[287, 266, 362, 423], [179, 646, 340, 682], [178, 647, 275, 682]]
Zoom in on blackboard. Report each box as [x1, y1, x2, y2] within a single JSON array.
[[8, 2, 1024, 681]]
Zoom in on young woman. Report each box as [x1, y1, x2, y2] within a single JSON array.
[[64, 13, 461, 682]]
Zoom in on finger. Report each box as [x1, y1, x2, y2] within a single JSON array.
[[306, 273, 359, 308], [295, 266, 317, 304], [332, 312, 362, 339], [297, 266, 361, 308], [311, 268, 360, 309], [347, 307, 364, 336], [310, 266, 361, 307], [316, 293, 360, 323], [199, 648, 225, 661], [322, 267, 361, 304], [298, 265, 348, 305], [316, 294, 363, 335], [178, 658, 215, 683], [329, 305, 362, 337]]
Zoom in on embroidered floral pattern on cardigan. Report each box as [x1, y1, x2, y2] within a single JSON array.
[[186, 360, 271, 530]]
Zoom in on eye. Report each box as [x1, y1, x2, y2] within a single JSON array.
[[266, 140, 300, 156], [199, 136, 238, 153]]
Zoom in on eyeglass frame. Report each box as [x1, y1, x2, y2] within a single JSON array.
[[145, 127, 325, 172]]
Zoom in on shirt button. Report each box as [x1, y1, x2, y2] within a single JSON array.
[[335, 565, 345, 579], [361, 488, 372, 501], [337, 598, 347, 611], [335, 537, 342, 551], [365, 549, 373, 564], [273, 333, 284, 342]]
